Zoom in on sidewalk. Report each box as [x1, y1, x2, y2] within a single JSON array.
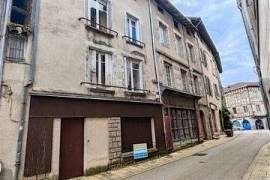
[[77, 135, 235, 180], [243, 142, 270, 180]]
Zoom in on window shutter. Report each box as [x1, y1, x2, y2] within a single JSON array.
[[124, 13, 128, 36], [105, 54, 112, 85], [90, 50, 96, 83], [140, 63, 144, 90], [123, 57, 127, 87], [136, 21, 141, 41], [91, 8, 97, 27]]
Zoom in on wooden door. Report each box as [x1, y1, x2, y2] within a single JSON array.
[[59, 118, 84, 180]]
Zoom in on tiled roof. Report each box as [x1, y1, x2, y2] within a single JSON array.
[[224, 82, 259, 93]]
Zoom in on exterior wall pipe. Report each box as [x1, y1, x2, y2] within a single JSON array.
[[0, 0, 12, 99], [13, 0, 41, 179], [148, 0, 168, 150]]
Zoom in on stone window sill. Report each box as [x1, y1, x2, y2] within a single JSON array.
[[89, 87, 115, 95], [124, 90, 147, 97]]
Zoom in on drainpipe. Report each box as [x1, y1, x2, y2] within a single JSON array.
[[148, 0, 168, 151], [13, 0, 40, 179], [147, 0, 161, 100], [0, 0, 12, 98]]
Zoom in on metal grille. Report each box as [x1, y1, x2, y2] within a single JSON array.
[[5, 34, 26, 61]]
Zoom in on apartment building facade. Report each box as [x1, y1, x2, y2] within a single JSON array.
[[224, 82, 269, 130], [0, 0, 223, 179], [190, 17, 223, 139], [237, 0, 270, 127]]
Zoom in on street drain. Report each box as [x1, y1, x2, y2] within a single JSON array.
[[192, 153, 208, 156]]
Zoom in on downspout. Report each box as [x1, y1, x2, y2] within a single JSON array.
[[148, 0, 167, 151], [148, 0, 161, 100], [13, 0, 40, 179], [0, 0, 12, 98]]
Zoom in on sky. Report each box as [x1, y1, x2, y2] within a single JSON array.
[[171, 0, 259, 87]]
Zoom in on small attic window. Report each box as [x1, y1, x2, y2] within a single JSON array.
[[10, 0, 31, 25], [158, 5, 164, 14]]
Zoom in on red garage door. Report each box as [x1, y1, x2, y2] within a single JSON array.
[[121, 117, 153, 153]]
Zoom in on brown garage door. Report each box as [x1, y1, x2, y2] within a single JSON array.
[[59, 118, 84, 180], [121, 117, 153, 153]]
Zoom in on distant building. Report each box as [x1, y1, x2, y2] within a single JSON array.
[[237, 0, 270, 127], [224, 82, 269, 130]]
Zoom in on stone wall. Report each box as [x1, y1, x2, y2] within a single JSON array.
[[108, 117, 122, 166]]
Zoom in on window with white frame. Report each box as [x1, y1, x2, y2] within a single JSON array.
[[88, 0, 108, 30], [187, 43, 195, 63], [125, 58, 143, 91], [164, 62, 172, 87], [88, 50, 112, 86], [126, 14, 140, 42], [5, 34, 26, 61], [159, 22, 167, 44], [175, 34, 183, 57]]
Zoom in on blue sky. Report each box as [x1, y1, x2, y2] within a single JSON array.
[[171, 0, 258, 87]]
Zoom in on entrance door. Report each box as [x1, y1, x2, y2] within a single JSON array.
[[59, 118, 84, 180]]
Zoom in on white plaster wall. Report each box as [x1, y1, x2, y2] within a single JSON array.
[[84, 118, 109, 171]]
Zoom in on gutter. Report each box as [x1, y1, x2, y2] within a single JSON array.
[[13, 0, 41, 179], [0, 0, 12, 98]]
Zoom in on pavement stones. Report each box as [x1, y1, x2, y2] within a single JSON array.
[[243, 142, 270, 180]]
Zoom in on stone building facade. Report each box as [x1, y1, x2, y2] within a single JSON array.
[[224, 82, 269, 130], [0, 0, 223, 179], [237, 0, 270, 127]]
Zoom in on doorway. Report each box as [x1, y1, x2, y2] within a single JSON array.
[[59, 118, 84, 179]]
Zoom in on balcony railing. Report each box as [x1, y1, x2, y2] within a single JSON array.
[[78, 17, 118, 37], [122, 36, 145, 48]]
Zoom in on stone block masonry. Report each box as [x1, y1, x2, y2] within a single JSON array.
[[108, 117, 122, 166]]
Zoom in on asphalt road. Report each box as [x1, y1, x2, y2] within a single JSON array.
[[126, 130, 270, 180]]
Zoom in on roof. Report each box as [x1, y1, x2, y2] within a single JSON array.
[[155, 0, 197, 30], [189, 17, 223, 73], [224, 82, 259, 93]]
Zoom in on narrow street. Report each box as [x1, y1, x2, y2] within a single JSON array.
[[126, 131, 270, 180]]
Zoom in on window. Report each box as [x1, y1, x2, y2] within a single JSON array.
[[10, 0, 30, 25], [193, 75, 199, 94], [243, 106, 248, 113], [181, 70, 188, 92], [214, 84, 220, 97], [5, 34, 26, 61], [200, 49, 207, 67], [159, 22, 167, 44], [175, 35, 183, 57], [96, 52, 106, 85], [233, 107, 237, 114], [204, 76, 213, 96], [164, 62, 172, 87], [188, 44, 195, 63], [256, 105, 261, 112], [126, 58, 142, 91], [88, 0, 108, 30], [126, 14, 140, 42], [89, 50, 111, 86]]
